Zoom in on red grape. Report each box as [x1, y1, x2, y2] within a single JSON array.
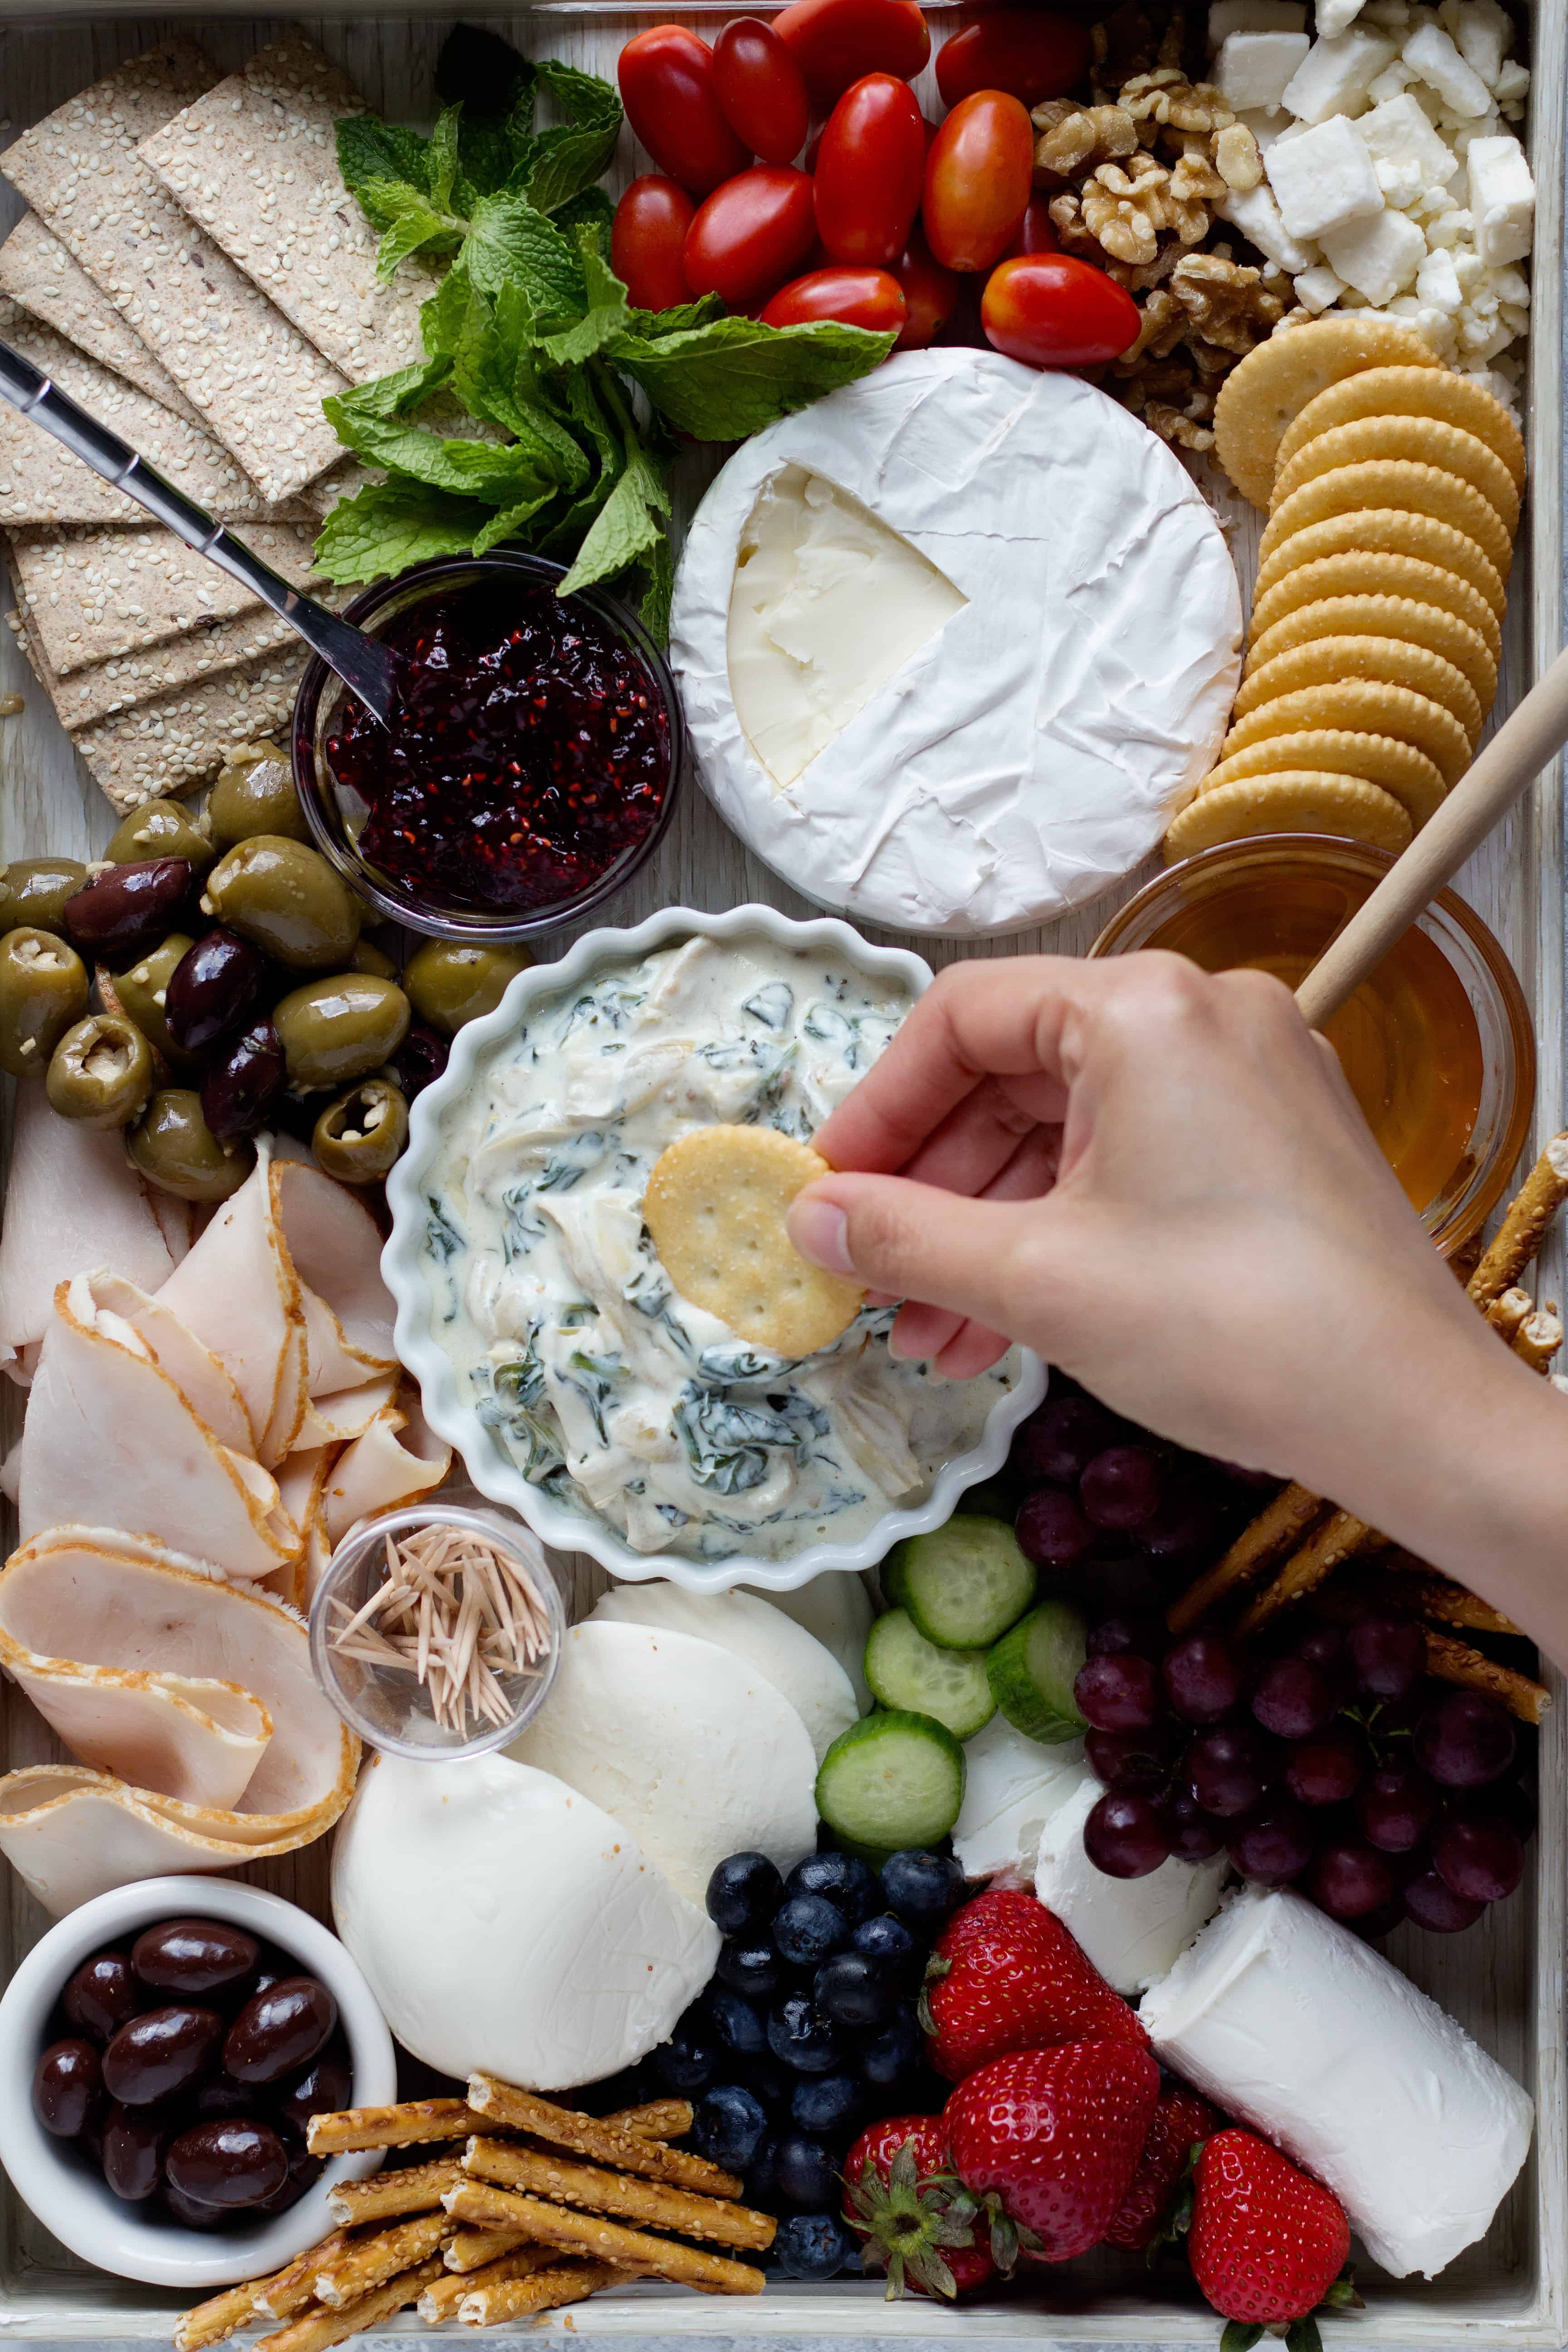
[[1284, 1725, 1364, 1807], [1087, 1613, 1163, 1660], [1250, 1656, 1335, 1740], [1015, 1485, 1097, 1569], [1311, 1842, 1396, 1920], [1433, 1813, 1524, 1904], [1074, 1652, 1163, 1732], [1352, 1897, 1407, 1941], [1084, 1791, 1173, 1879], [1185, 1722, 1274, 1818], [1163, 1634, 1241, 1723], [1227, 1798, 1313, 1883], [1413, 1690, 1517, 1788], [1164, 1791, 1226, 1861], [1357, 1762, 1439, 1853], [1015, 1396, 1121, 1484], [1348, 1608, 1427, 1702], [1138, 1479, 1217, 1560], [1085, 1724, 1178, 1793], [1403, 1866, 1485, 1932], [1080, 1445, 1163, 1531], [1289, 1621, 1345, 1668]]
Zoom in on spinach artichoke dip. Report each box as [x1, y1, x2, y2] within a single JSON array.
[[420, 934, 1022, 1561]]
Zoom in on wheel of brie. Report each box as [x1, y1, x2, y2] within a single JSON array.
[[669, 348, 1243, 938]]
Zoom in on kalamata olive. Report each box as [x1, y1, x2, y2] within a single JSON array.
[[256, 2136, 324, 2214], [33, 2038, 102, 2137], [63, 858, 195, 963], [383, 1023, 448, 1101], [132, 1919, 260, 1998], [223, 1977, 337, 2087], [103, 2102, 168, 2200], [276, 2040, 354, 2138], [63, 1949, 141, 2043], [160, 2176, 230, 2230], [0, 857, 88, 937], [201, 1018, 287, 1141], [166, 2119, 289, 2210], [193, 2076, 257, 2122], [165, 928, 270, 1055], [102, 2005, 225, 2106]]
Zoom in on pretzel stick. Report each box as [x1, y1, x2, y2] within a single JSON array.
[[446, 2225, 531, 2272], [1485, 1285, 1536, 1341], [459, 2257, 627, 2326], [466, 2075, 740, 2197], [252, 2258, 445, 2352], [253, 2234, 350, 2321], [326, 2157, 461, 2227], [1425, 1628, 1552, 1723], [175, 2273, 283, 2352], [313, 2210, 449, 2307], [1166, 1483, 1326, 1632], [608, 2097, 693, 2140], [1467, 1134, 1568, 1307], [443, 2179, 764, 2295], [464, 2136, 776, 2250], [1513, 1308, 1564, 1372], [306, 2098, 490, 2156], [417, 2246, 559, 2319], [1236, 1507, 1382, 1633], [1376, 1556, 1522, 1636]]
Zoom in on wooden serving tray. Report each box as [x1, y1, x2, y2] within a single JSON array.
[[0, 5, 1562, 2339]]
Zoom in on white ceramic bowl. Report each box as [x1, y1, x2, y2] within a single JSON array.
[[385, 901, 1045, 1594], [0, 1876, 397, 2289]]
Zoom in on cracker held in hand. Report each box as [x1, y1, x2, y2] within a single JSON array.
[[1212, 316, 1440, 510], [644, 1126, 863, 1357]]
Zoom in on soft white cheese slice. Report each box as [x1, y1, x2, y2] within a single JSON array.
[[330, 1752, 719, 2088], [589, 1581, 859, 1764], [742, 1572, 874, 1713], [952, 1715, 1094, 1882], [670, 349, 1242, 939], [1034, 1776, 1229, 1994], [506, 1620, 818, 1905], [1140, 1886, 1535, 2277]]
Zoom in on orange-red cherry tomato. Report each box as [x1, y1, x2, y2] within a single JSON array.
[[683, 165, 818, 308], [773, 0, 932, 107], [618, 26, 752, 196], [761, 265, 907, 330], [611, 177, 697, 311], [935, 10, 1092, 108], [981, 252, 1141, 367], [1009, 195, 1060, 256], [712, 19, 812, 162], [922, 89, 1034, 272], [814, 75, 926, 267], [892, 224, 964, 348]]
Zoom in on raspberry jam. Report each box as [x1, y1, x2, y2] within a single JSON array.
[[325, 581, 671, 918]]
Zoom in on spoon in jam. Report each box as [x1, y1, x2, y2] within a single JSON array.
[[0, 335, 401, 725]]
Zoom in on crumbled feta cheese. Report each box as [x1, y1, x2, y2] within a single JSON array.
[[1402, 22, 1492, 114], [1366, 58, 1416, 98], [1216, 29, 1311, 109], [1316, 0, 1368, 34], [1235, 104, 1294, 152], [1321, 204, 1428, 300], [1466, 132, 1534, 261], [1452, 246, 1486, 292], [1441, 0, 1513, 87], [1491, 59, 1529, 107], [1268, 116, 1385, 236], [1357, 88, 1464, 180], [1374, 156, 1424, 203], [1448, 111, 1503, 158], [1281, 28, 1399, 119], [1294, 262, 1347, 309], [1416, 245, 1464, 308], [1363, 0, 1412, 23], [1216, 182, 1323, 270], [1207, 0, 1307, 46], [1426, 205, 1474, 247]]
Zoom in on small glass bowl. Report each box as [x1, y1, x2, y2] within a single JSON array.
[[309, 1500, 566, 1761], [291, 551, 685, 944]]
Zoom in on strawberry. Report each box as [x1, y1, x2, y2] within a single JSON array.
[[944, 2039, 1161, 2263], [1105, 2082, 1224, 2253], [1188, 2128, 1354, 2344], [841, 2115, 998, 2299], [921, 1887, 1148, 2081]]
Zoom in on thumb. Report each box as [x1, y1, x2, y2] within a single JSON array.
[[788, 1172, 1052, 1335]]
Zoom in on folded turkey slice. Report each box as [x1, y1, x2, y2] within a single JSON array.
[[266, 1445, 336, 1614], [323, 1388, 451, 1544]]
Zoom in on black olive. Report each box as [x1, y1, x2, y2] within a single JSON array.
[[132, 1918, 260, 1999], [33, 2038, 102, 2137], [165, 2119, 289, 2210], [63, 858, 194, 963], [201, 1018, 286, 1140], [62, 1949, 141, 2043], [102, 2102, 169, 2200], [384, 1022, 449, 1101], [164, 928, 270, 1054], [223, 1977, 337, 2087], [102, 2005, 225, 2107]]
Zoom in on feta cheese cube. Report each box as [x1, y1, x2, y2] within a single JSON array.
[[1316, 0, 1368, 33], [1366, 59, 1416, 98], [1375, 155, 1425, 203], [1294, 261, 1346, 309], [1208, 0, 1307, 47], [1449, 111, 1502, 157], [1216, 29, 1311, 108], [1363, 0, 1412, 22], [1280, 28, 1399, 119], [1267, 116, 1385, 237], [1357, 88, 1463, 180], [1321, 202, 1427, 299], [1489, 262, 1529, 304], [1491, 58, 1529, 105], [1466, 132, 1534, 261], [1235, 104, 1294, 152], [1416, 244, 1464, 307], [1442, 0, 1513, 86], [1426, 204, 1474, 247], [1402, 22, 1491, 113], [1216, 182, 1322, 270]]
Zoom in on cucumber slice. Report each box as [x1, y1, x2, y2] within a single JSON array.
[[987, 1600, 1089, 1743], [864, 1609, 997, 1740], [880, 1545, 910, 1612], [816, 1710, 966, 1851], [898, 1518, 1037, 1651]]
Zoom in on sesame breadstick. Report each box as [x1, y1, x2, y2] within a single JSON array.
[[443, 2179, 764, 2295], [305, 2098, 490, 2156], [607, 2097, 692, 2140], [1166, 1482, 1326, 1633], [1484, 1285, 1535, 1341], [252, 2234, 350, 2322], [463, 2136, 775, 2250], [466, 2075, 740, 2197], [312, 2210, 449, 2308], [1237, 1506, 1383, 1634], [325, 2157, 461, 2227], [175, 2273, 282, 2352], [1467, 1133, 1568, 1306], [417, 2246, 559, 2320], [252, 2259, 445, 2352], [445, 2224, 531, 2271], [1425, 1629, 1552, 1723], [458, 2257, 626, 2326], [1512, 1308, 1564, 1373]]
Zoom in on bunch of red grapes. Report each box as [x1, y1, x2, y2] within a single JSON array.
[[1004, 1377, 1535, 1937]]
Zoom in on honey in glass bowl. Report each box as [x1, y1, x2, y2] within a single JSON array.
[[1089, 837, 1534, 1254]]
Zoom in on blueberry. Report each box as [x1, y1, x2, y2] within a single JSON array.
[[766, 1994, 844, 2075], [706, 1852, 785, 1937], [850, 1912, 921, 1980], [785, 1852, 879, 1922], [774, 2210, 856, 2280], [707, 1988, 767, 2058], [774, 2131, 839, 2209], [715, 1939, 780, 2001], [745, 2131, 781, 2207], [692, 2083, 769, 2174], [773, 1894, 848, 1967], [813, 1951, 894, 2029], [880, 1849, 965, 1926], [652, 2009, 719, 2097], [858, 2000, 921, 2087], [790, 2070, 862, 2137], [745, 2053, 794, 2114]]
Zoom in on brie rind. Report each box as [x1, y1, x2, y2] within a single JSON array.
[[670, 349, 1242, 938]]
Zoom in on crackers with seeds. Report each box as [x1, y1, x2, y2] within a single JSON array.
[[644, 1127, 864, 1358]]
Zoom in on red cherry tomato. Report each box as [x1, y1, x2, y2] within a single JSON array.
[[773, 0, 932, 107], [611, 177, 697, 312], [683, 165, 818, 308], [814, 75, 926, 267], [618, 26, 752, 196], [712, 19, 812, 163], [892, 224, 964, 348], [761, 265, 907, 330], [922, 90, 1034, 272], [1009, 195, 1060, 257], [935, 10, 1092, 108], [981, 252, 1141, 367]]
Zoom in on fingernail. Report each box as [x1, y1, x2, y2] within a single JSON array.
[[788, 1197, 854, 1274]]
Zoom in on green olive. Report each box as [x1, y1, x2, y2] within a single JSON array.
[[128, 1088, 255, 1202], [312, 1078, 410, 1183], [349, 935, 400, 981], [274, 973, 411, 1092], [201, 836, 360, 970], [0, 927, 90, 1078], [105, 799, 212, 872], [0, 857, 89, 938], [46, 1013, 155, 1128], [403, 940, 532, 1036], [110, 931, 196, 1071], [206, 742, 309, 848]]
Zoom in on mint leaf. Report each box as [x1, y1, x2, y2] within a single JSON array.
[[609, 315, 897, 439], [421, 263, 480, 362], [631, 293, 727, 338], [554, 185, 615, 261], [426, 104, 463, 214], [464, 192, 583, 310], [541, 233, 631, 366], [337, 114, 429, 209], [363, 181, 464, 281], [631, 533, 674, 642], [311, 478, 494, 586], [559, 424, 671, 595], [453, 285, 591, 490], [564, 368, 621, 477], [331, 354, 452, 425], [521, 61, 622, 214], [472, 486, 560, 555], [325, 373, 563, 509]]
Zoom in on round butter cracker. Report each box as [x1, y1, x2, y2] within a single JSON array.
[[1166, 771, 1412, 860], [1212, 317, 1440, 511], [1245, 595, 1497, 712], [1250, 553, 1501, 662], [1257, 462, 1514, 586], [644, 1124, 864, 1357], [1253, 511, 1506, 623], [1234, 634, 1483, 745], [1221, 681, 1471, 787], [1270, 416, 1520, 537], [1274, 367, 1525, 490], [1202, 728, 1447, 828]]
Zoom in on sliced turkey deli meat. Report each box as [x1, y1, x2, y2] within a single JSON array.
[[322, 1391, 451, 1545]]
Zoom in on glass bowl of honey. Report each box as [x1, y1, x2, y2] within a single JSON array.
[[1089, 836, 1534, 1257]]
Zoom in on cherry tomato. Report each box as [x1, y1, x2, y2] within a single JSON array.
[[683, 165, 818, 308], [922, 90, 1034, 272], [981, 252, 1141, 367], [1009, 195, 1060, 256], [761, 265, 907, 330], [772, 0, 932, 107], [808, 107, 932, 170], [618, 26, 751, 196], [892, 224, 964, 348], [611, 177, 697, 312], [814, 76, 926, 267], [712, 19, 812, 163], [935, 10, 1092, 108]]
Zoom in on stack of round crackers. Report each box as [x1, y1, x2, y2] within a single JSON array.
[[1166, 318, 1524, 864]]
